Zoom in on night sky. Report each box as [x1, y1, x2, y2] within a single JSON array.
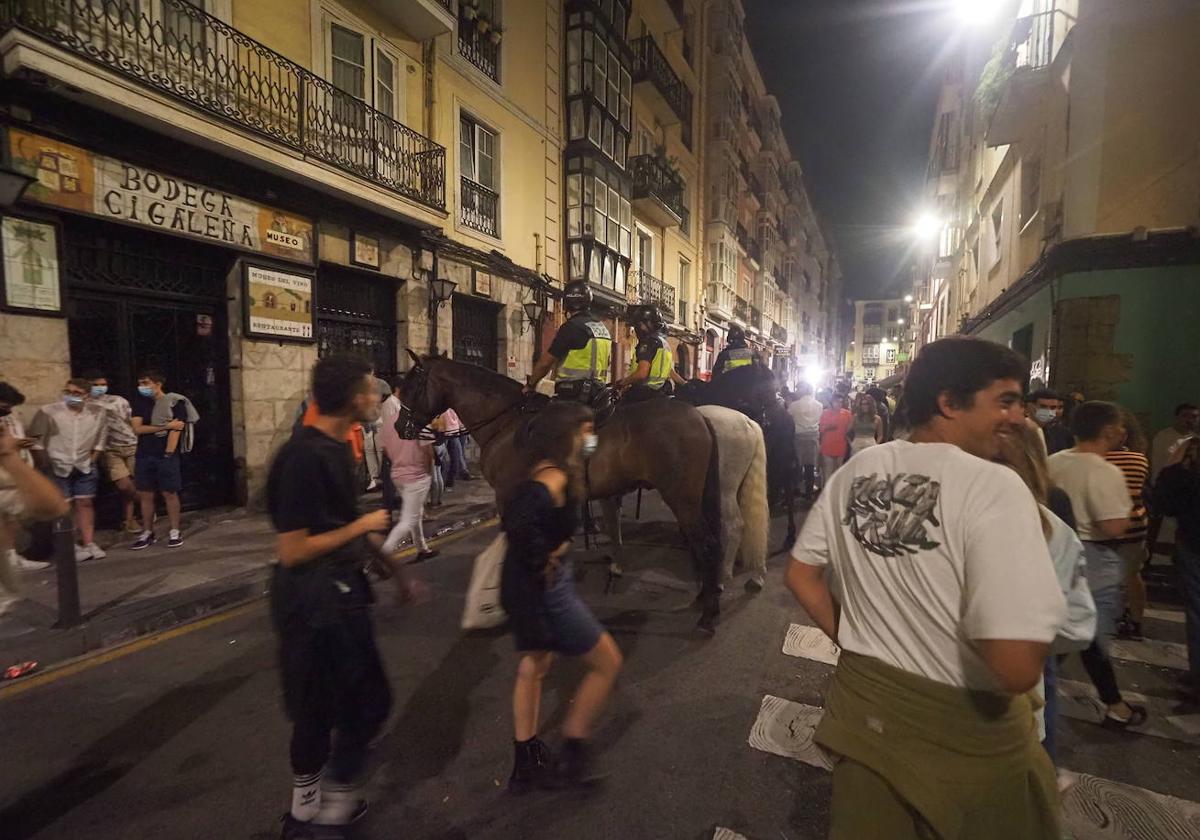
[[742, 0, 993, 301]]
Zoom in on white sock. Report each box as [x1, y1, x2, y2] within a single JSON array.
[[291, 771, 322, 821], [169, 529, 180, 539], [314, 781, 361, 825]]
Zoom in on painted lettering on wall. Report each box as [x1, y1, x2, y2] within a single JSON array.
[[7, 129, 314, 264]]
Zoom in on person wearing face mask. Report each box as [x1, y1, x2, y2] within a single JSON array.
[[1029, 389, 1074, 455], [501, 401, 622, 792], [82, 370, 141, 534], [130, 369, 195, 550], [27, 378, 109, 562], [267, 355, 395, 837], [614, 305, 686, 402], [1048, 401, 1146, 729]]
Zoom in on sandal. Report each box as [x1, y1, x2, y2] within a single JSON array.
[[1101, 703, 1148, 730]]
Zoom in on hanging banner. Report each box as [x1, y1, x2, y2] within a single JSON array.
[[7, 129, 314, 264]]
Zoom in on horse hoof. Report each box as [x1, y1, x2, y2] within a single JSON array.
[[608, 563, 624, 577], [696, 615, 718, 637], [745, 576, 764, 594]]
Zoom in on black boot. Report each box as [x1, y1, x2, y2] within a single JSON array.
[[560, 738, 605, 788], [508, 737, 553, 794]]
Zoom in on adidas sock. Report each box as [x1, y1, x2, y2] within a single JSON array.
[[290, 771, 322, 821], [314, 781, 361, 825]]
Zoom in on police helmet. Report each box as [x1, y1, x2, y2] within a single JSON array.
[[627, 304, 662, 331], [727, 324, 746, 344], [563, 280, 592, 313]]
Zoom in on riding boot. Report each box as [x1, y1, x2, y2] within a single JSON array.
[[508, 737, 554, 794]]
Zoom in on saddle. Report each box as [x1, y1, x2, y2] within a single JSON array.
[[522, 380, 618, 427]]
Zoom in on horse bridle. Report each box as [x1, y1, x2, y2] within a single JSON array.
[[395, 360, 520, 441]]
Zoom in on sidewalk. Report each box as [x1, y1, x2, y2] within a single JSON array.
[[0, 476, 497, 672]]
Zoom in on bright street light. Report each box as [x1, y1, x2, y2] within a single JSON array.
[[804, 366, 825, 387], [954, 0, 999, 26], [897, 318, 906, 325], [903, 294, 914, 303], [912, 212, 941, 240]]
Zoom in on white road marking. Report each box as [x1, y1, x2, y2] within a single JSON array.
[[713, 829, 749, 840], [1060, 771, 1200, 839], [747, 694, 832, 770], [1109, 638, 1190, 671], [1056, 679, 1200, 744], [782, 624, 841, 665], [1143, 607, 1186, 625]]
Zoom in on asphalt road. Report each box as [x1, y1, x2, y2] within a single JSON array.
[[1, 493, 1196, 840]]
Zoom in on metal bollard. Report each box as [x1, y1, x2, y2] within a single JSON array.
[[51, 515, 81, 628]]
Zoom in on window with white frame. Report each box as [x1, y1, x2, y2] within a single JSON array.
[[322, 11, 404, 121], [460, 114, 500, 237]]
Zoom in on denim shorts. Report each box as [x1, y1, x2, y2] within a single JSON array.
[[135, 453, 182, 493], [54, 468, 99, 500]]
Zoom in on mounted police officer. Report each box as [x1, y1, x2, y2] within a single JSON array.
[[615, 304, 685, 401], [712, 324, 758, 378], [525, 280, 613, 406]]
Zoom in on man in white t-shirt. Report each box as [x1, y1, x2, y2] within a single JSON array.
[[787, 382, 823, 499], [1047, 401, 1144, 729], [788, 336, 1065, 839]]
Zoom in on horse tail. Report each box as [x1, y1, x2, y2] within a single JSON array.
[[701, 415, 723, 576], [738, 422, 769, 572]]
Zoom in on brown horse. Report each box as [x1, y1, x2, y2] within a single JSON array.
[[395, 354, 724, 633]]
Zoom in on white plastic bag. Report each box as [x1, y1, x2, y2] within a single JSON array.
[[461, 532, 507, 630]]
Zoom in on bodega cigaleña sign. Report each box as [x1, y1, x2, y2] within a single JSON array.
[[7, 129, 314, 265]]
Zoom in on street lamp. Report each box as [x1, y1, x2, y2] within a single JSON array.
[[521, 299, 544, 335], [954, 0, 999, 26], [912, 212, 941, 241], [428, 276, 457, 315], [903, 294, 914, 303]]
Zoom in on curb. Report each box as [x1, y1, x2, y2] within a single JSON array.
[[0, 510, 498, 682]]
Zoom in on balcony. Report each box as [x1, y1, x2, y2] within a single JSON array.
[[771, 323, 787, 344], [0, 0, 446, 210], [629, 154, 686, 229], [749, 306, 763, 333], [631, 34, 693, 127], [628, 269, 676, 321], [364, 0, 455, 40], [706, 282, 733, 320], [460, 176, 498, 237], [457, 7, 500, 82], [733, 295, 750, 325], [988, 8, 1071, 147]]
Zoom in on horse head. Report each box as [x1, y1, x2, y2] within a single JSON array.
[[395, 349, 448, 439]]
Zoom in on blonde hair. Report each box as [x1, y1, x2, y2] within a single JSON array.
[[997, 422, 1052, 538]]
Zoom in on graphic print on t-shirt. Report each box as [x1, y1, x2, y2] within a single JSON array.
[[842, 472, 943, 557]]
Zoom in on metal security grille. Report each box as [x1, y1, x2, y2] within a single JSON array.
[[316, 267, 398, 381], [451, 293, 498, 371]]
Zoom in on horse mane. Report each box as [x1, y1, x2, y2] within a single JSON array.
[[427, 356, 524, 398]]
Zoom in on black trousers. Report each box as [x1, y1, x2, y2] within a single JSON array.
[[277, 606, 392, 782], [1079, 640, 1123, 705]]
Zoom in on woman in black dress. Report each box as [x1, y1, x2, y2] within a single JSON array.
[[502, 401, 623, 792]]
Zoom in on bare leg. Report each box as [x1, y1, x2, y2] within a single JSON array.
[[115, 477, 137, 529], [562, 634, 622, 739], [138, 491, 156, 533], [163, 491, 182, 532], [75, 497, 96, 545], [513, 652, 554, 741]]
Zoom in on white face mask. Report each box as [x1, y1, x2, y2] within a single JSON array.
[[581, 433, 599, 458], [1034, 407, 1055, 424]]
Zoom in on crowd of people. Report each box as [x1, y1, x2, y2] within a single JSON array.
[[786, 337, 1199, 838]]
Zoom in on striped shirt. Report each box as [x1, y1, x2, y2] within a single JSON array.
[[1105, 449, 1149, 540]]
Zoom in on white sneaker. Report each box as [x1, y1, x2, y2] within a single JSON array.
[[73, 544, 92, 562], [84, 543, 106, 560], [10, 550, 50, 572]]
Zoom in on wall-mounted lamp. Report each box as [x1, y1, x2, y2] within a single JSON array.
[[521, 299, 544, 335], [0, 165, 35, 208], [428, 276, 457, 315]]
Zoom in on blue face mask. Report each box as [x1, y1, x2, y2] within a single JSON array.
[[137, 385, 155, 398], [90, 385, 108, 397], [63, 394, 84, 407]]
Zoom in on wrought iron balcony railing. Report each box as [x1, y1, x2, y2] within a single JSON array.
[[771, 323, 787, 344], [0, 0, 446, 210], [629, 269, 676, 321], [460, 176, 499, 238], [631, 34, 693, 126], [457, 9, 500, 82], [1014, 10, 1056, 71], [733, 296, 750, 324], [629, 153, 687, 225]]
